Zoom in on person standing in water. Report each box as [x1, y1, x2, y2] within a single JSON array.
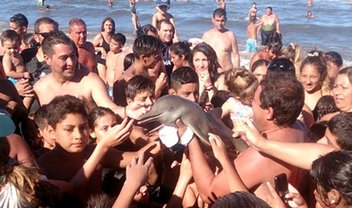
[[259, 7, 280, 46]]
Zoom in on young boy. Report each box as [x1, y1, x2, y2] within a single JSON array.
[[169, 66, 199, 103], [106, 33, 126, 98], [36, 95, 160, 202], [245, 16, 261, 53], [113, 35, 163, 106], [33, 105, 55, 156], [152, 0, 179, 42]]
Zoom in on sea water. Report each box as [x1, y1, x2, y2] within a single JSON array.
[[0, 0, 351, 64]]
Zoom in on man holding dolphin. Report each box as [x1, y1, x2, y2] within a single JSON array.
[[186, 72, 308, 203]]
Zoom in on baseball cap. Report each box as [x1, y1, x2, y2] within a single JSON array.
[[156, 0, 170, 8], [0, 111, 16, 137]]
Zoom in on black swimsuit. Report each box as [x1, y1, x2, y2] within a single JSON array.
[[96, 33, 110, 65]]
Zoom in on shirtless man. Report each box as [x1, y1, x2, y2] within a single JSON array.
[[68, 18, 97, 73], [249, 34, 282, 70], [187, 72, 308, 203], [260, 7, 280, 46], [202, 8, 240, 72], [33, 31, 126, 118]]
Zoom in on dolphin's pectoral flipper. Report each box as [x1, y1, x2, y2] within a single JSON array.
[[137, 112, 167, 125], [231, 137, 249, 153]]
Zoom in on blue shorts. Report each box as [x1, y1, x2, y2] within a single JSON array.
[[245, 39, 257, 53]]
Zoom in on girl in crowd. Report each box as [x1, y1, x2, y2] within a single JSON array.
[[189, 42, 223, 108], [93, 17, 116, 82], [250, 59, 269, 82], [299, 50, 328, 111], [221, 69, 258, 131], [279, 43, 303, 77], [169, 42, 191, 71]]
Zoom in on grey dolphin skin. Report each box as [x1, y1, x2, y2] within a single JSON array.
[[137, 95, 248, 153]]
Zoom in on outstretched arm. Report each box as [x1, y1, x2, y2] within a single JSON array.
[[113, 153, 153, 208], [237, 119, 335, 170], [209, 133, 247, 193]]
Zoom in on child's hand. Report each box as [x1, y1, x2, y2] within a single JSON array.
[[101, 117, 133, 148], [126, 152, 153, 188], [209, 133, 229, 163], [200, 70, 212, 88], [155, 72, 167, 95]]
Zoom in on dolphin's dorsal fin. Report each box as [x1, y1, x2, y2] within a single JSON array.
[[207, 107, 223, 119]]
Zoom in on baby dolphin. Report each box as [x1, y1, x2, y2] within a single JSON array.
[[137, 95, 248, 152]]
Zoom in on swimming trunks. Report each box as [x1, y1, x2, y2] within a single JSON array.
[[245, 39, 257, 53]]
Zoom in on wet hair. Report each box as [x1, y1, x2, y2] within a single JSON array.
[[137, 24, 158, 37], [100, 17, 115, 34], [328, 112, 352, 150], [169, 42, 191, 62], [213, 8, 227, 19], [267, 33, 282, 54], [156, 19, 174, 32], [34, 105, 49, 130], [251, 59, 269, 73], [111, 32, 126, 45], [123, 53, 135, 70], [0, 29, 21, 45], [313, 95, 339, 121], [337, 66, 352, 84], [88, 107, 116, 130], [260, 73, 304, 126], [300, 50, 327, 82], [266, 6, 273, 11], [33, 17, 59, 34], [324, 51, 343, 68], [42, 30, 76, 57], [190, 42, 221, 82], [212, 192, 270, 208], [9, 13, 28, 28], [281, 44, 303, 63], [170, 66, 199, 90], [125, 75, 155, 100], [267, 58, 296, 77], [68, 18, 86, 33], [45, 95, 88, 129], [311, 150, 352, 205], [226, 69, 259, 106], [132, 35, 163, 58]]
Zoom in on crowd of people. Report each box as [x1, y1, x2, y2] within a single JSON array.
[[0, 0, 352, 207]]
